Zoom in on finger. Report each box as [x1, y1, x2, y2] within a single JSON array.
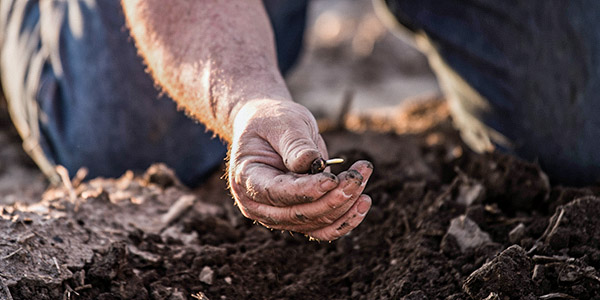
[[297, 160, 372, 222], [243, 164, 340, 206], [315, 135, 329, 161], [308, 194, 372, 241], [246, 169, 362, 227], [243, 160, 373, 227], [265, 172, 339, 206], [278, 129, 322, 173], [307, 170, 364, 223], [262, 108, 322, 174], [253, 170, 363, 229]]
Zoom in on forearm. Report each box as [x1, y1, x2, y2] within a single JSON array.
[[121, 0, 291, 142]]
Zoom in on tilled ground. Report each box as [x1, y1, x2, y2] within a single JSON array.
[[1, 100, 600, 300]]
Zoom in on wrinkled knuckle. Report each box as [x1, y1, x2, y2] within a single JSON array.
[[262, 182, 279, 205], [318, 215, 337, 225], [289, 138, 317, 155], [259, 213, 281, 227], [294, 212, 307, 223], [281, 129, 306, 148], [287, 209, 305, 225], [325, 196, 344, 211]]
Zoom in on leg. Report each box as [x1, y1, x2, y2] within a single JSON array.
[[0, 0, 307, 186], [377, 0, 600, 185], [263, 0, 308, 75], [2, 0, 227, 186]]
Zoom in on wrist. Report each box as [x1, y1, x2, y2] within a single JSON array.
[[225, 68, 292, 131]]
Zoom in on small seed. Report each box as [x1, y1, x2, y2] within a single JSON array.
[[310, 158, 345, 174], [325, 158, 345, 166]]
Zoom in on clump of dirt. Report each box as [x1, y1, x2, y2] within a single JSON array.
[[1, 99, 600, 299], [463, 245, 536, 300]]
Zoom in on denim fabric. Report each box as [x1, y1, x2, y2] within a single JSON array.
[[381, 0, 600, 185], [0, 0, 307, 186]]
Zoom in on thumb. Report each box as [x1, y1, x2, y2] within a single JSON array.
[[277, 130, 322, 173]]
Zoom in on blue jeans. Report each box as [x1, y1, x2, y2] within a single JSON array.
[[0, 0, 307, 186], [380, 0, 600, 185]]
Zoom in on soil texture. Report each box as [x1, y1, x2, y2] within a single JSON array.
[[1, 99, 600, 300]]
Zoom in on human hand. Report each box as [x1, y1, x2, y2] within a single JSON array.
[[228, 99, 373, 241]]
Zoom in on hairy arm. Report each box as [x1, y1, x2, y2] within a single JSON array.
[[121, 0, 288, 141], [122, 0, 373, 241]]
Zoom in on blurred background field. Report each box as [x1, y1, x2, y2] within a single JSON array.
[[288, 0, 439, 120]]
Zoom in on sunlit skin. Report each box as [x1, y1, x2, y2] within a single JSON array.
[[121, 0, 372, 241]]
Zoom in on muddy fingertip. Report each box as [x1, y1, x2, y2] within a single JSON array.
[[346, 169, 364, 182], [322, 172, 338, 181]]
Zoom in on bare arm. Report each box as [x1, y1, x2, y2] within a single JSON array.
[[122, 0, 287, 141], [122, 0, 373, 241]]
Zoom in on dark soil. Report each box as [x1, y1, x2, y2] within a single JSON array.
[[1, 99, 600, 300]]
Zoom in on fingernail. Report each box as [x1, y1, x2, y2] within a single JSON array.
[[342, 179, 360, 196], [320, 176, 337, 191], [357, 198, 371, 215]]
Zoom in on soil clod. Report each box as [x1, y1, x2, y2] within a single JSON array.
[[463, 245, 536, 300], [1, 100, 600, 299]]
